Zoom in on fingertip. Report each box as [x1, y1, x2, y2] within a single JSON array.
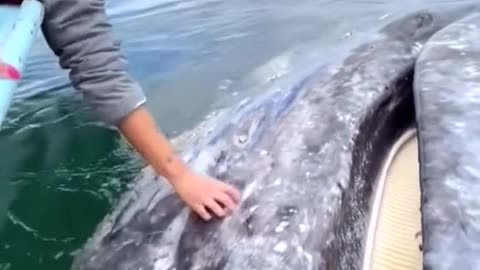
[[194, 205, 212, 221], [224, 185, 240, 200], [214, 193, 235, 212], [203, 213, 212, 221], [207, 200, 226, 217], [228, 187, 241, 202]]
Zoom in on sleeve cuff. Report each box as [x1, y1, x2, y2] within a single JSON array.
[[92, 82, 147, 126]]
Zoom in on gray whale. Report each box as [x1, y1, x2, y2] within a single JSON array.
[[414, 13, 480, 270], [72, 5, 480, 270]]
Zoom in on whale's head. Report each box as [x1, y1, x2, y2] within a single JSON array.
[[380, 4, 480, 44]]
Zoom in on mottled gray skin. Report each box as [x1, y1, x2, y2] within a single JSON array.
[[72, 5, 480, 270], [414, 13, 480, 270]]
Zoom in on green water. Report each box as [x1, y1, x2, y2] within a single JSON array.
[[0, 92, 144, 269]]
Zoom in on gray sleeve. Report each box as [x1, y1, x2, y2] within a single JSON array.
[[40, 0, 146, 126]]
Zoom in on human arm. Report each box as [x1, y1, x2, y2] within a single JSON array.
[[119, 106, 240, 220], [39, 0, 240, 220]]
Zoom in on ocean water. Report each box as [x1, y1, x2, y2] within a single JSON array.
[[0, 0, 475, 269]]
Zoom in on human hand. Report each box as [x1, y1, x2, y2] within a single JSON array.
[[171, 170, 241, 221], [117, 107, 241, 220]]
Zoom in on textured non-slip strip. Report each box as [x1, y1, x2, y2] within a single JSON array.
[[363, 129, 422, 270]]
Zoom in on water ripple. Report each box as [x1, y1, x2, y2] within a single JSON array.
[[7, 212, 75, 244]]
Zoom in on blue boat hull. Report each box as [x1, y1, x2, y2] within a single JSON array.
[[0, 0, 43, 126]]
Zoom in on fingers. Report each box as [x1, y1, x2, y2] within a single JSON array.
[[192, 194, 230, 221], [206, 198, 227, 217], [204, 185, 240, 218], [193, 204, 212, 221], [193, 192, 237, 220], [191, 179, 242, 221], [214, 192, 236, 211], [221, 183, 241, 203]]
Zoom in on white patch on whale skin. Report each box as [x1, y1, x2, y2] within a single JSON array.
[[299, 224, 308, 233], [152, 209, 189, 270], [242, 181, 259, 202], [273, 241, 288, 253], [275, 221, 290, 233], [449, 43, 467, 50], [411, 42, 424, 54], [190, 145, 221, 173]]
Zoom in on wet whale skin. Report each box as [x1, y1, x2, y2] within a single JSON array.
[[414, 12, 480, 270], [72, 5, 480, 270]]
